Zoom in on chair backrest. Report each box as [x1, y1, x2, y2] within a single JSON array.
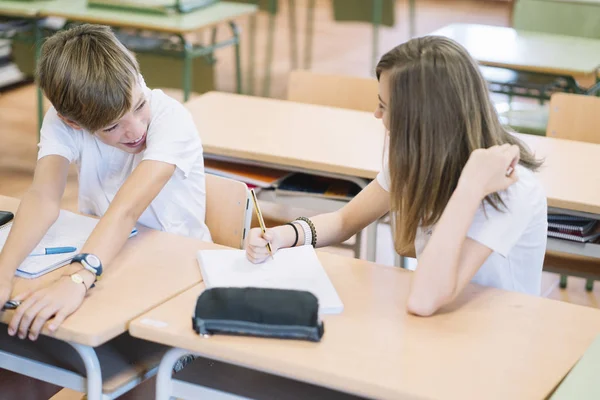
[[205, 173, 251, 249], [546, 93, 600, 144], [287, 70, 379, 112]]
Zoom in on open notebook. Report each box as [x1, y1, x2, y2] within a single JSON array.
[[0, 210, 137, 279], [197, 246, 344, 314]]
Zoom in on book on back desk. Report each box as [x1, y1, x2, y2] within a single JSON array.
[[204, 159, 291, 189], [547, 216, 600, 243], [275, 173, 362, 201]]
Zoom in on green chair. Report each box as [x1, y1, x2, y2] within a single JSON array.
[[331, 0, 395, 73], [513, 0, 600, 39]]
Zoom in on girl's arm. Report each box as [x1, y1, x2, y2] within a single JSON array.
[[246, 179, 390, 262], [9, 159, 176, 340], [0, 155, 69, 304], [407, 145, 520, 317]]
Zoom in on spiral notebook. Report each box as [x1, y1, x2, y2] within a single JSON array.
[[197, 246, 344, 314], [0, 210, 137, 279]]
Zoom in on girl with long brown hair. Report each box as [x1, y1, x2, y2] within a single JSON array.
[[246, 36, 547, 316]]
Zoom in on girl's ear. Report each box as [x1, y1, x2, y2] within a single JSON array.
[[57, 113, 84, 130]]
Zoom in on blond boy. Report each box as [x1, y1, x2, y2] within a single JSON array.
[[0, 24, 210, 340]]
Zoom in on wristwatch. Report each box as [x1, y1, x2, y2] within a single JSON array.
[[71, 253, 103, 288]]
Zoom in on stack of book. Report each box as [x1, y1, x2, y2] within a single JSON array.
[[548, 214, 600, 243], [0, 39, 26, 91], [88, 0, 219, 14], [204, 159, 291, 190]]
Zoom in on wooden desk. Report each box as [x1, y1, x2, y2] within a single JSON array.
[[130, 250, 600, 400], [0, 0, 47, 17], [0, 195, 219, 399], [187, 92, 600, 263], [519, 134, 600, 216], [430, 23, 600, 78], [37, 1, 257, 100], [186, 92, 600, 215], [186, 91, 385, 180], [187, 91, 384, 261], [39, 0, 256, 35]]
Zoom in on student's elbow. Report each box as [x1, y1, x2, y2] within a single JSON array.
[[406, 288, 453, 317]]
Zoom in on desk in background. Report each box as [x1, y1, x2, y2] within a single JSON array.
[[431, 23, 600, 80], [38, 0, 257, 99], [431, 23, 600, 108], [186, 92, 600, 270], [130, 250, 600, 400], [186, 91, 384, 261], [0, 0, 258, 130]]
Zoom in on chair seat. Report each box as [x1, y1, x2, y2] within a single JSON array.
[[0, 331, 167, 395]]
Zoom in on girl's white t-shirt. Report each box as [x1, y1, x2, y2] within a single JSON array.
[[377, 163, 547, 295], [37, 82, 212, 242]]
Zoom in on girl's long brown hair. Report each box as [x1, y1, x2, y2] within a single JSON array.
[[376, 36, 542, 254]]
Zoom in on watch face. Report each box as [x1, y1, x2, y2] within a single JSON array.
[[86, 254, 101, 268]]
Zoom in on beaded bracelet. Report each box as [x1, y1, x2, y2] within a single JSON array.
[[285, 222, 299, 247], [296, 217, 317, 248], [294, 219, 312, 247]]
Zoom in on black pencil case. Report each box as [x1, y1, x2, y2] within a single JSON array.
[[192, 287, 325, 342]]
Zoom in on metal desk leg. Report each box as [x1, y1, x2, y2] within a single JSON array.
[[156, 347, 190, 400], [247, 13, 257, 95], [560, 274, 568, 289], [180, 35, 193, 102], [394, 253, 406, 268], [366, 221, 378, 262], [408, 0, 416, 38], [371, 0, 383, 74], [288, 0, 298, 70], [303, 0, 315, 70], [229, 22, 243, 94], [34, 19, 43, 135], [262, 0, 277, 97], [586, 279, 594, 292], [69, 343, 103, 400]]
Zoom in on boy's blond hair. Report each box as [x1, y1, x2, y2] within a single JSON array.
[[37, 24, 140, 132]]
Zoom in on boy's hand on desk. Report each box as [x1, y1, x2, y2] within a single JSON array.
[[246, 227, 282, 264], [7, 275, 86, 341]]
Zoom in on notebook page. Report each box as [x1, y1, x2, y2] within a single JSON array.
[[197, 246, 344, 314], [0, 210, 99, 278]]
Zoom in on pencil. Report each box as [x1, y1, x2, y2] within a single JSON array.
[[249, 189, 274, 259]]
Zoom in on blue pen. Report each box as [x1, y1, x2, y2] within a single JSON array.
[[29, 246, 77, 256]]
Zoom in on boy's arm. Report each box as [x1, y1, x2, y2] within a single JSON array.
[[0, 155, 70, 302], [67, 159, 176, 284], [9, 159, 175, 340]]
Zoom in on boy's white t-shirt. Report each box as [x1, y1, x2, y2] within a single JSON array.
[[37, 81, 212, 242], [377, 163, 547, 296]]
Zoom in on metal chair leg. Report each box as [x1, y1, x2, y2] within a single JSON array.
[[559, 274, 568, 289]]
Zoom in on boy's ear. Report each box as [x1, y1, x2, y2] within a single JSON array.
[[57, 113, 84, 130]]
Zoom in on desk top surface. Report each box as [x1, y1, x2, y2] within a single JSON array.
[[186, 92, 386, 180], [187, 91, 600, 215], [431, 23, 600, 76], [0, 195, 218, 347], [38, 0, 257, 34], [0, 0, 52, 17], [130, 250, 600, 400]]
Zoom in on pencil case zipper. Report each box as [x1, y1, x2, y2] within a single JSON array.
[[192, 318, 323, 342]]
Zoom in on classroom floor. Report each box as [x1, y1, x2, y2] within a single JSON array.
[[1, 0, 599, 399]]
